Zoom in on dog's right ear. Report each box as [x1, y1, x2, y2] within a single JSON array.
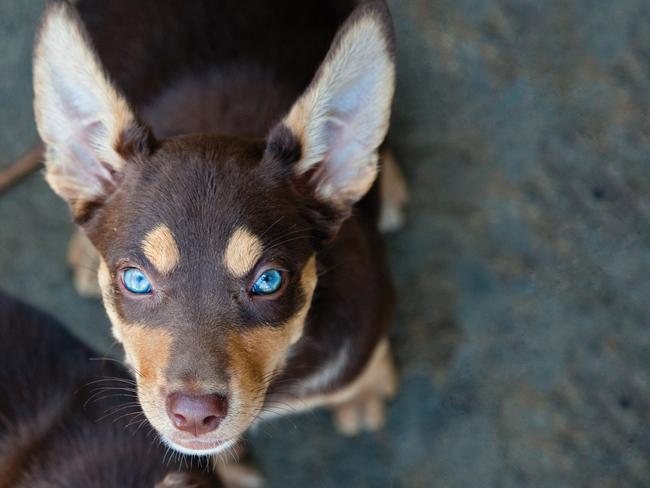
[[33, 1, 154, 224], [265, 0, 395, 238]]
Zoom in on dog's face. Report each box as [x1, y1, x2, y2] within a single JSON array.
[[34, 1, 394, 454], [93, 136, 319, 454]]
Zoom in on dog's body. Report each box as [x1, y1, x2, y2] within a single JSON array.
[[33, 0, 402, 461], [0, 291, 220, 487]]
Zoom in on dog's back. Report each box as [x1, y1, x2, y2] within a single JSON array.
[[0, 292, 219, 487]]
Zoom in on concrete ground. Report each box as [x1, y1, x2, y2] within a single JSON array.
[[1, 1, 649, 486]]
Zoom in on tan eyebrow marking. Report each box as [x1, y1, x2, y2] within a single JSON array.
[[141, 224, 180, 274], [223, 227, 263, 277]]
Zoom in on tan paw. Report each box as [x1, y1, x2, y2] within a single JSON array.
[[379, 148, 408, 233], [212, 442, 265, 488], [334, 394, 388, 436], [331, 339, 398, 436], [67, 229, 101, 297], [215, 462, 265, 488], [155, 472, 216, 488]]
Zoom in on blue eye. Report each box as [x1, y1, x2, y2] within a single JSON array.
[[121, 267, 152, 294], [251, 269, 283, 295]]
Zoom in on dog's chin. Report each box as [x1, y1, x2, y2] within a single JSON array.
[[162, 435, 239, 457]]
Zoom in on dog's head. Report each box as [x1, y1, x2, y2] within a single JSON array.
[[33, 1, 394, 455]]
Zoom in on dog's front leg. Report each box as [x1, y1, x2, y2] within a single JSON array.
[[332, 339, 398, 436]]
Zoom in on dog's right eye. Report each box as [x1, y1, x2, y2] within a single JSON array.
[[121, 267, 153, 294], [251, 269, 283, 296]]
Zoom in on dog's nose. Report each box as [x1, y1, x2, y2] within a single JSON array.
[[166, 392, 228, 436]]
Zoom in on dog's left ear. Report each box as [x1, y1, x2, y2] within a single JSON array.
[[267, 1, 395, 228], [33, 1, 154, 224]]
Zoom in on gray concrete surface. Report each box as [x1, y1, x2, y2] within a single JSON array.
[[1, 1, 649, 486]]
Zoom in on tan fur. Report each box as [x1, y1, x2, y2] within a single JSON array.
[[223, 227, 263, 277], [33, 2, 135, 203], [284, 14, 395, 207], [120, 325, 173, 382], [142, 225, 181, 275]]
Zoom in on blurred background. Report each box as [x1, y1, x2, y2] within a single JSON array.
[[1, 0, 650, 486]]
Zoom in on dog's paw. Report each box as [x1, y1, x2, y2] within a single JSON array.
[[155, 472, 216, 488], [379, 201, 406, 233], [67, 229, 101, 297], [212, 442, 265, 488], [215, 462, 265, 488], [331, 339, 398, 436], [379, 148, 408, 233], [333, 394, 388, 436]]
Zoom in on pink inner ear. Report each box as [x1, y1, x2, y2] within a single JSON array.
[[52, 68, 127, 197], [296, 31, 392, 204], [71, 118, 119, 186], [309, 104, 376, 200]]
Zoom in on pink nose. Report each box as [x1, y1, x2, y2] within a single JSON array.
[[166, 392, 228, 436]]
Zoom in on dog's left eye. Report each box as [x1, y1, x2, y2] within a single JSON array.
[[251, 269, 283, 295], [121, 267, 153, 294]]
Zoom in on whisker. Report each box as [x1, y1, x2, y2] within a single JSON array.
[[88, 386, 137, 394], [258, 216, 285, 240], [264, 234, 314, 252], [96, 404, 142, 423], [88, 356, 143, 378], [86, 393, 139, 407], [82, 377, 136, 387]]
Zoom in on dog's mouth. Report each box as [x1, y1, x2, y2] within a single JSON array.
[[162, 434, 239, 456]]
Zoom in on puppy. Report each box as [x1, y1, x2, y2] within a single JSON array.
[[33, 0, 402, 462], [0, 291, 220, 487]]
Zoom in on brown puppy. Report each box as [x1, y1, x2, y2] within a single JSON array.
[[0, 291, 220, 487], [33, 0, 400, 460]]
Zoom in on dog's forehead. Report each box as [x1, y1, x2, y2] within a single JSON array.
[[115, 135, 307, 272], [137, 222, 265, 280]]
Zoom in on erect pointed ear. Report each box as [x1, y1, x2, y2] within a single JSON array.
[[33, 1, 154, 224], [267, 1, 395, 222]]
